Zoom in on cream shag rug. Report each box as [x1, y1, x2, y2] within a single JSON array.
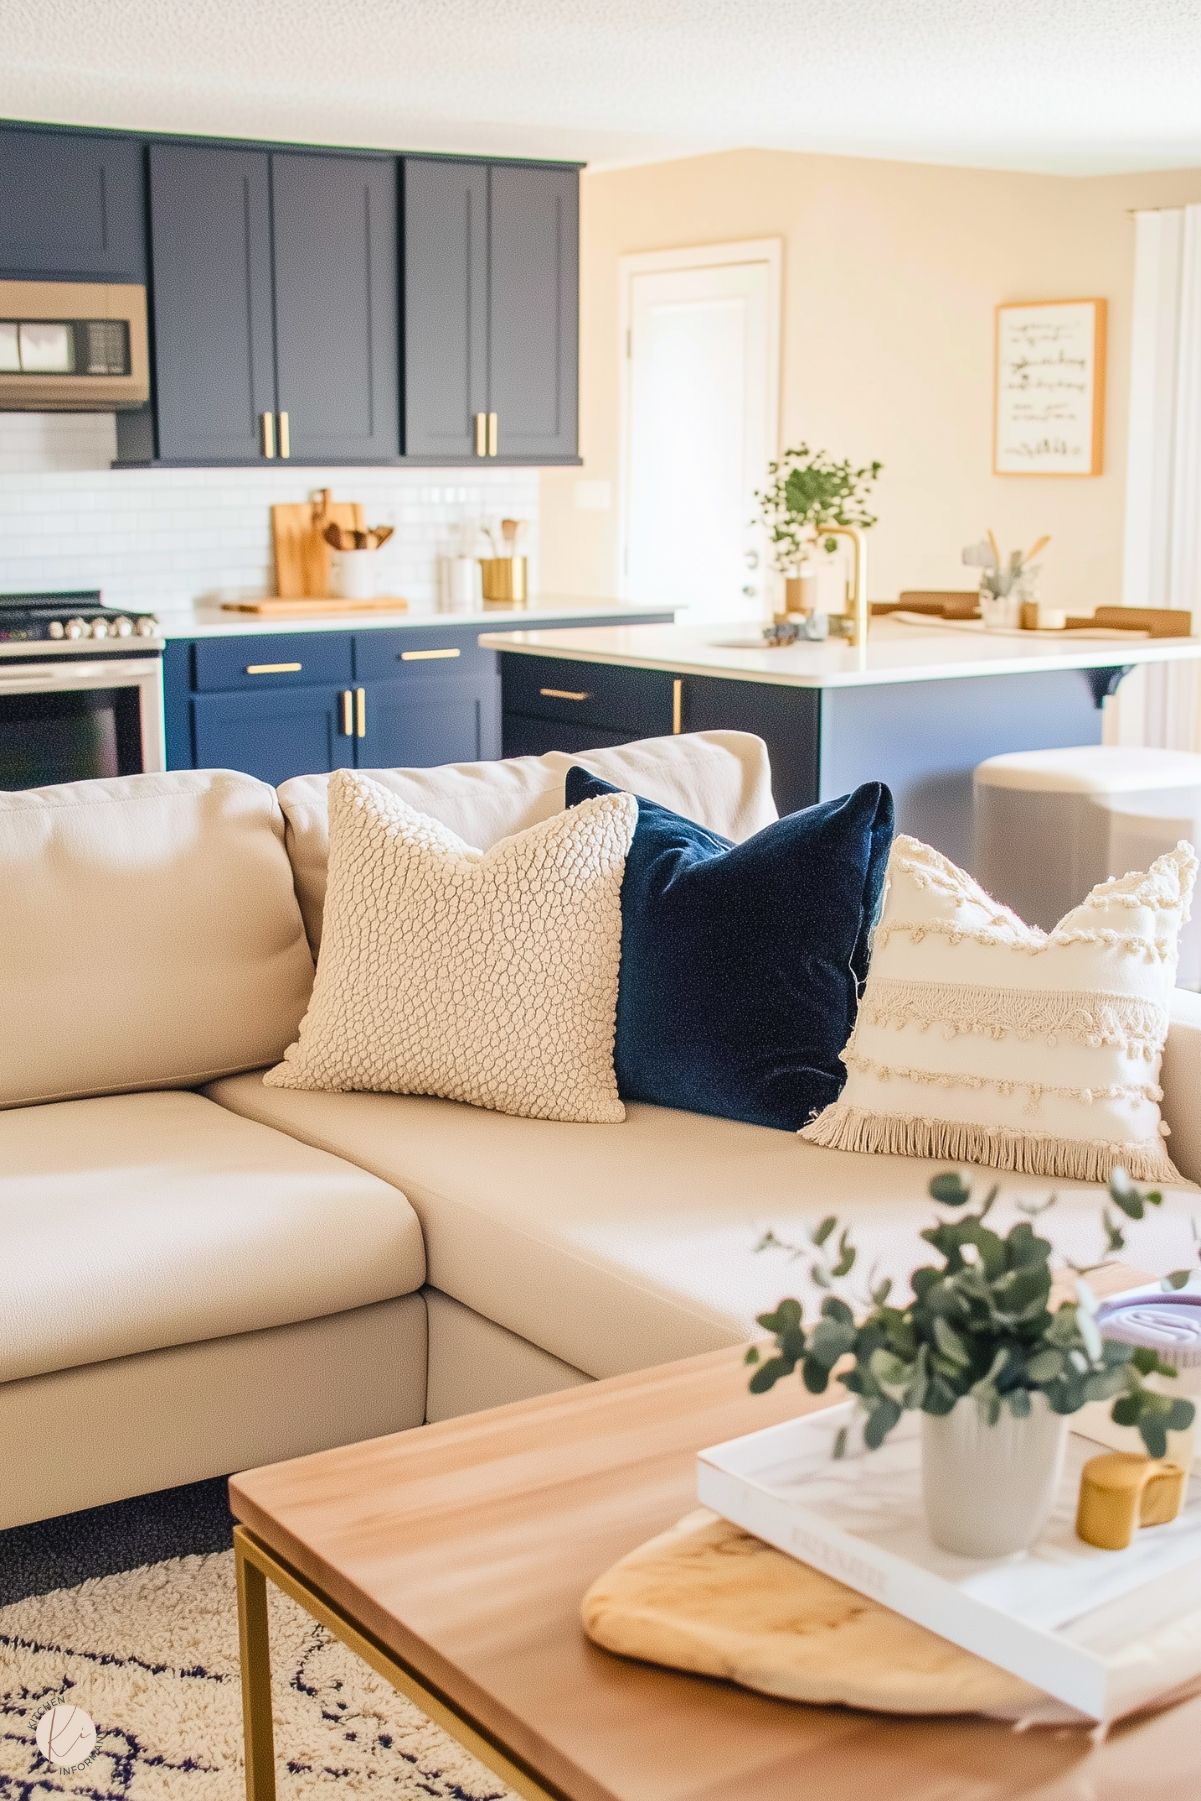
[[0, 1550, 515, 1798]]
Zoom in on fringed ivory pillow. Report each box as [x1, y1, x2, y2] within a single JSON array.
[[267, 770, 637, 1122], [802, 834, 1197, 1182]]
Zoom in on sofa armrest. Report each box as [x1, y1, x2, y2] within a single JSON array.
[[1163, 989, 1201, 1187]]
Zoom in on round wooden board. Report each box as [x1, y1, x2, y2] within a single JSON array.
[[583, 1508, 1047, 1719]]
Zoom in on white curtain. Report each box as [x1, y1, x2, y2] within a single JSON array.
[[1119, 205, 1201, 749]]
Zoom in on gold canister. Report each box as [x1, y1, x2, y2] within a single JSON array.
[[480, 556, 528, 606]]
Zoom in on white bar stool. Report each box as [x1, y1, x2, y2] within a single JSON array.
[[974, 747, 1201, 984]]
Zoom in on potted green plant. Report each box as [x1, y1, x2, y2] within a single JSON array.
[[747, 1170, 1195, 1558], [753, 444, 882, 613]]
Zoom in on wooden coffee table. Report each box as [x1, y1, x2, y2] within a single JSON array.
[[230, 1338, 1201, 1801]]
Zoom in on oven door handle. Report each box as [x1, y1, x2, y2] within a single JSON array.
[[0, 656, 163, 695]]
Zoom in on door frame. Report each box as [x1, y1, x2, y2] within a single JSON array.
[[617, 237, 783, 601]]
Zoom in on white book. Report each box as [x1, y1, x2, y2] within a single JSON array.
[[697, 1403, 1201, 1720]]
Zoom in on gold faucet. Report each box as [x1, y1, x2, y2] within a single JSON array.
[[822, 524, 869, 647]]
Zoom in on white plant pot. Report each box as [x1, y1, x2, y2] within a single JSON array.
[[921, 1394, 1068, 1558]]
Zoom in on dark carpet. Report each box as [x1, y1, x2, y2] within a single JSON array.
[[0, 1476, 234, 1606]]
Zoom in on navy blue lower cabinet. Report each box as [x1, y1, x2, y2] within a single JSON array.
[[191, 686, 355, 787], [499, 654, 675, 758], [356, 671, 500, 768], [502, 715, 639, 758], [164, 617, 674, 784]]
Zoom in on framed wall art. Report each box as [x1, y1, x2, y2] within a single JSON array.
[[994, 298, 1106, 476]]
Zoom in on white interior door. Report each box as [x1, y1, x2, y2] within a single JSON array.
[[622, 246, 779, 621]]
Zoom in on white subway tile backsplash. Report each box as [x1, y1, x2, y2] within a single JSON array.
[[0, 415, 539, 612]]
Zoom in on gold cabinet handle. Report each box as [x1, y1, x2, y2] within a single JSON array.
[[245, 660, 302, 675], [487, 411, 498, 457], [672, 677, 683, 735], [540, 686, 591, 702], [473, 412, 487, 458], [340, 689, 354, 736], [401, 647, 461, 662], [278, 410, 291, 459], [260, 411, 276, 459], [355, 686, 366, 738]]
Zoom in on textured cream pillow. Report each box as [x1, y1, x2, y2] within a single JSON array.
[[267, 770, 636, 1123], [803, 834, 1197, 1182]]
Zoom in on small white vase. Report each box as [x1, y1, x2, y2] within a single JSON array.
[[921, 1395, 1068, 1558]]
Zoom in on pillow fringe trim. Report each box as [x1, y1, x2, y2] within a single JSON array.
[[800, 1103, 1181, 1185]]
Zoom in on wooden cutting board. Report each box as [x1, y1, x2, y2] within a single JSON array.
[[220, 595, 409, 616], [271, 492, 366, 598]]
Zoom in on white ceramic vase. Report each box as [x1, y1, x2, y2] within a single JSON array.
[[921, 1394, 1068, 1558]]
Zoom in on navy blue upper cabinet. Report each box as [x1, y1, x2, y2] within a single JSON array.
[[402, 157, 579, 463], [1, 121, 579, 467], [147, 144, 276, 463], [487, 164, 578, 460], [272, 153, 399, 461], [402, 159, 489, 460], [147, 143, 399, 464], [0, 128, 144, 280]]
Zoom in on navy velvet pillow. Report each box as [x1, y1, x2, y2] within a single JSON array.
[[564, 770, 894, 1131]]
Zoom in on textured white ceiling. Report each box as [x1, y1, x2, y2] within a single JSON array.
[[5, 0, 1201, 174]]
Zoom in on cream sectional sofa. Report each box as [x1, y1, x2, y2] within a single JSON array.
[[3, 732, 1200, 1530]]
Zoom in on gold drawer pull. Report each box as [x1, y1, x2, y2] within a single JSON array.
[[355, 686, 366, 738], [278, 410, 291, 459], [401, 647, 461, 662], [672, 677, 683, 735], [473, 411, 487, 458], [540, 686, 591, 702], [245, 661, 302, 675], [340, 688, 353, 736], [487, 411, 499, 457], [260, 411, 275, 459]]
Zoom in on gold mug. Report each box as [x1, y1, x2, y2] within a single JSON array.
[[479, 555, 528, 605]]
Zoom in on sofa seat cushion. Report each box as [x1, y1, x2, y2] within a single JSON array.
[[0, 1090, 424, 1383], [205, 1074, 1200, 1382]]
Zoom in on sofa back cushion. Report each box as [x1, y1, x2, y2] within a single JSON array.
[[0, 770, 314, 1108], [278, 730, 777, 953]]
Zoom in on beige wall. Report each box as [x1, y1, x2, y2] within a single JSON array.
[[541, 150, 1201, 613]]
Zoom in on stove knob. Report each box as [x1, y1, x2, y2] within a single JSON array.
[[109, 615, 134, 637], [64, 618, 87, 640], [89, 618, 110, 639], [47, 620, 66, 639], [134, 615, 161, 637]]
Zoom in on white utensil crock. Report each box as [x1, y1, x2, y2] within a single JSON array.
[[331, 548, 378, 600], [921, 1394, 1068, 1558]]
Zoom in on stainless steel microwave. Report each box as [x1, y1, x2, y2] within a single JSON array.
[[0, 279, 149, 410]]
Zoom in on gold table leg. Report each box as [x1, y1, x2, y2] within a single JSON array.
[[235, 1529, 278, 1801], [231, 1524, 560, 1801]]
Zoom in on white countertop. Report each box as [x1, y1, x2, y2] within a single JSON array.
[[478, 617, 1201, 689], [154, 595, 673, 640]]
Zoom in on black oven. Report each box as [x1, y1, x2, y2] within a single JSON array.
[[0, 655, 165, 790]]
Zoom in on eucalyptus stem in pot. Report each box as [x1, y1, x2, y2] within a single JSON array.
[[747, 1171, 1195, 1556], [753, 444, 882, 609]]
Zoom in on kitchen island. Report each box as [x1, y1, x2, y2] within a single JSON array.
[[480, 617, 1201, 865]]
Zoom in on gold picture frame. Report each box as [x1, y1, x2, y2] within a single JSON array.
[[993, 298, 1106, 477]]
